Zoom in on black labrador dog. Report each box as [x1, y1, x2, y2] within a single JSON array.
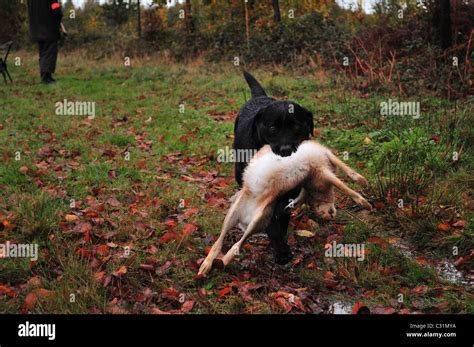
[[233, 71, 314, 264]]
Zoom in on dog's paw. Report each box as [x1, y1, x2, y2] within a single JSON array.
[[273, 247, 293, 265]]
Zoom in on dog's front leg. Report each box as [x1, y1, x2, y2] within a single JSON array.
[[265, 188, 299, 265]]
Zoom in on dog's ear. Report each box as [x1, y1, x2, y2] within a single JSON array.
[[252, 108, 265, 143], [302, 107, 314, 136]]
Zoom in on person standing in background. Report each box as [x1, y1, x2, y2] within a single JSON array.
[[27, 0, 63, 84]]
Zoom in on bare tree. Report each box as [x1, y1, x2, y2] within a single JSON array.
[[272, 0, 281, 23], [432, 0, 452, 49]]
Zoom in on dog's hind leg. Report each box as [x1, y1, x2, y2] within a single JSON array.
[[325, 171, 372, 210], [222, 201, 273, 267], [326, 152, 368, 188], [198, 190, 245, 276]]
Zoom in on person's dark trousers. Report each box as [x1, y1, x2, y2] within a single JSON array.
[[37, 40, 58, 83]]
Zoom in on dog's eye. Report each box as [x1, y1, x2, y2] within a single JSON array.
[[268, 126, 277, 134], [293, 123, 301, 131]]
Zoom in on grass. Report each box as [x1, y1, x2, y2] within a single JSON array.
[[0, 50, 472, 314]]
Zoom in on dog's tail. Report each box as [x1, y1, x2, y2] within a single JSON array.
[[243, 70, 267, 98]]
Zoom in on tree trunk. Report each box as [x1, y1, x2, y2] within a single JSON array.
[[272, 0, 281, 23], [185, 0, 195, 34], [432, 0, 452, 49], [137, 0, 141, 38]]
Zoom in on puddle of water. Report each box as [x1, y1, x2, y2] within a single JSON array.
[[436, 261, 472, 286], [329, 301, 352, 314], [391, 238, 471, 287]]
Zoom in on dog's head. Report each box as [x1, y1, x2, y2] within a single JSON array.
[[254, 100, 314, 157]]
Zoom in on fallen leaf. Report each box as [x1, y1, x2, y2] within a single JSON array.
[[352, 302, 370, 314], [112, 266, 127, 277], [64, 214, 79, 222], [181, 300, 194, 313], [451, 220, 466, 228], [218, 287, 232, 298], [437, 223, 450, 232], [295, 230, 315, 238], [23, 288, 54, 310], [411, 285, 428, 294], [106, 197, 122, 208], [0, 284, 17, 298]]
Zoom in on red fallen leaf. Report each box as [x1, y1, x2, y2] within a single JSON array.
[[112, 265, 127, 277], [218, 287, 232, 298], [23, 288, 53, 310], [75, 247, 91, 258], [225, 281, 241, 288], [162, 287, 180, 301], [149, 307, 172, 315], [73, 222, 92, 234], [181, 300, 194, 313], [430, 134, 440, 143], [106, 197, 122, 207], [103, 275, 112, 287], [374, 201, 385, 210], [352, 302, 370, 314], [451, 220, 466, 228], [96, 244, 109, 256], [415, 256, 432, 265], [437, 223, 450, 232], [269, 291, 306, 312], [139, 264, 154, 271], [367, 236, 390, 249], [108, 169, 117, 180], [411, 285, 428, 294], [164, 219, 177, 228], [146, 244, 158, 254], [155, 261, 172, 276], [181, 223, 197, 237], [19, 166, 29, 174], [383, 307, 397, 314], [94, 271, 106, 283], [159, 232, 176, 244], [453, 255, 471, 267], [0, 284, 17, 298], [274, 297, 293, 312], [398, 308, 411, 314], [182, 207, 200, 219]]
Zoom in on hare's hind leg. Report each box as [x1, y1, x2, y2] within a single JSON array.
[[198, 191, 245, 276], [222, 202, 273, 267], [327, 152, 368, 188], [325, 171, 372, 210]]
